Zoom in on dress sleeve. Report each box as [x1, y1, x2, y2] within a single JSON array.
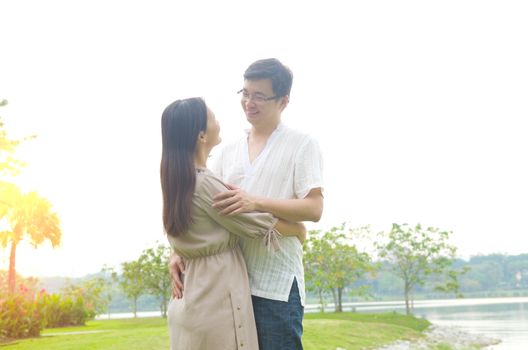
[[294, 136, 324, 199], [195, 173, 281, 247]]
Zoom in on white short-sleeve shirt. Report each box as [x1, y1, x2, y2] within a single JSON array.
[[212, 123, 323, 305]]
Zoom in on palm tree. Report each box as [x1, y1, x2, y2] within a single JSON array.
[[0, 183, 61, 294], [1, 100, 22, 176]]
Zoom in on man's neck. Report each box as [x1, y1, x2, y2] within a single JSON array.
[[250, 120, 281, 140]]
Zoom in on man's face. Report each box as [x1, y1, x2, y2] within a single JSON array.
[[240, 79, 286, 127]]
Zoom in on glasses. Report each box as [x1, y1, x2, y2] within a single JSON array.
[[237, 89, 280, 103]]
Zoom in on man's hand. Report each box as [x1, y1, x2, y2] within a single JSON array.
[[168, 253, 185, 299], [213, 188, 258, 215]]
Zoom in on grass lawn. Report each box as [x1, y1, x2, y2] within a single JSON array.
[[1, 312, 430, 350], [303, 312, 430, 349]]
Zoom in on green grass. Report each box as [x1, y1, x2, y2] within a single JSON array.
[[303, 312, 430, 350], [1, 318, 168, 350], [1, 312, 430, 350]]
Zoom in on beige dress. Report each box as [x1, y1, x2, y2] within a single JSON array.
[[167, 169, 278, 350]]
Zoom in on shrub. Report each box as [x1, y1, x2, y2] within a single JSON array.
[[0, 283, 94, 341], [0, 285, 45, 340], [39, 293, 89, 328]]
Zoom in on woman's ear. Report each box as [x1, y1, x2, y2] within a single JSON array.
[[197, 131, 207, 144]]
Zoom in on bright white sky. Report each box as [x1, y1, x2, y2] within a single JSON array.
[[1, 0, 527, 278]]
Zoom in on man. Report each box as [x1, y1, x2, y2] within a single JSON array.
[[169, 58, 323, 349]]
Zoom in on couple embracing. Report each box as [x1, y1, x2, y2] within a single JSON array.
[[160, 58, 324, 350]]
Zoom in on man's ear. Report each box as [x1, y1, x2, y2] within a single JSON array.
[[279, 95, 290, 112]]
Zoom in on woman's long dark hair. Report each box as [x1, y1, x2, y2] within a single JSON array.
[[160, 97, 207, 237]]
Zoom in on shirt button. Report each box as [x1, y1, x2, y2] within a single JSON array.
[[237, 306, 241, 310], [238, 324, 242, 328], [240, 343, 244, 347]]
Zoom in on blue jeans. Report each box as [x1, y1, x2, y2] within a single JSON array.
[[251, 279, 304, 350]]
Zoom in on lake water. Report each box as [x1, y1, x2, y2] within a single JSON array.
[[313, 297, 528, 349], [414, 298, 528, 350], [100, 297, 528, 349]]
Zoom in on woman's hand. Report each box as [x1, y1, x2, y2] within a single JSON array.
[[297, 222, 307, 244]]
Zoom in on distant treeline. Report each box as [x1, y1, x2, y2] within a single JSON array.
[[37, 273, 164, 314], [33, 252, 528, 314], [363, 253, 528, 301]]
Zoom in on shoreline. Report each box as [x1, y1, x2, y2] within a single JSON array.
[[373, 323, 501, 350]]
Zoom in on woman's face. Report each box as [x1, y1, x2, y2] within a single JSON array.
[[204, 107, 221, 147]]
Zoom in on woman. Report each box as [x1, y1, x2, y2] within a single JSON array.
[[160, 97, 305, 350]]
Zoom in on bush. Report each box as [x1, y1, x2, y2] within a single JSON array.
[[40, 293, 89, 328], [0, 285, 45, 340], [0, 283, 94, 341]]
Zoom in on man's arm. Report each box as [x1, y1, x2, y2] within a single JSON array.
[[213, 187, 323, 222]]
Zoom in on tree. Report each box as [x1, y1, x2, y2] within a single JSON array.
[[304, 224, 376, 312], [304, 229, 333, 312], [120, 260, 146, 318], [1, 100, 22, 209], [0, 188, 61, 294], [138, 243, 171, 317], [376, 223, 464, 315], [99, 265, 118, 319], [1, 100, 50, 294], [0, 99, 29, 177], [61, 277, 112, 320]]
